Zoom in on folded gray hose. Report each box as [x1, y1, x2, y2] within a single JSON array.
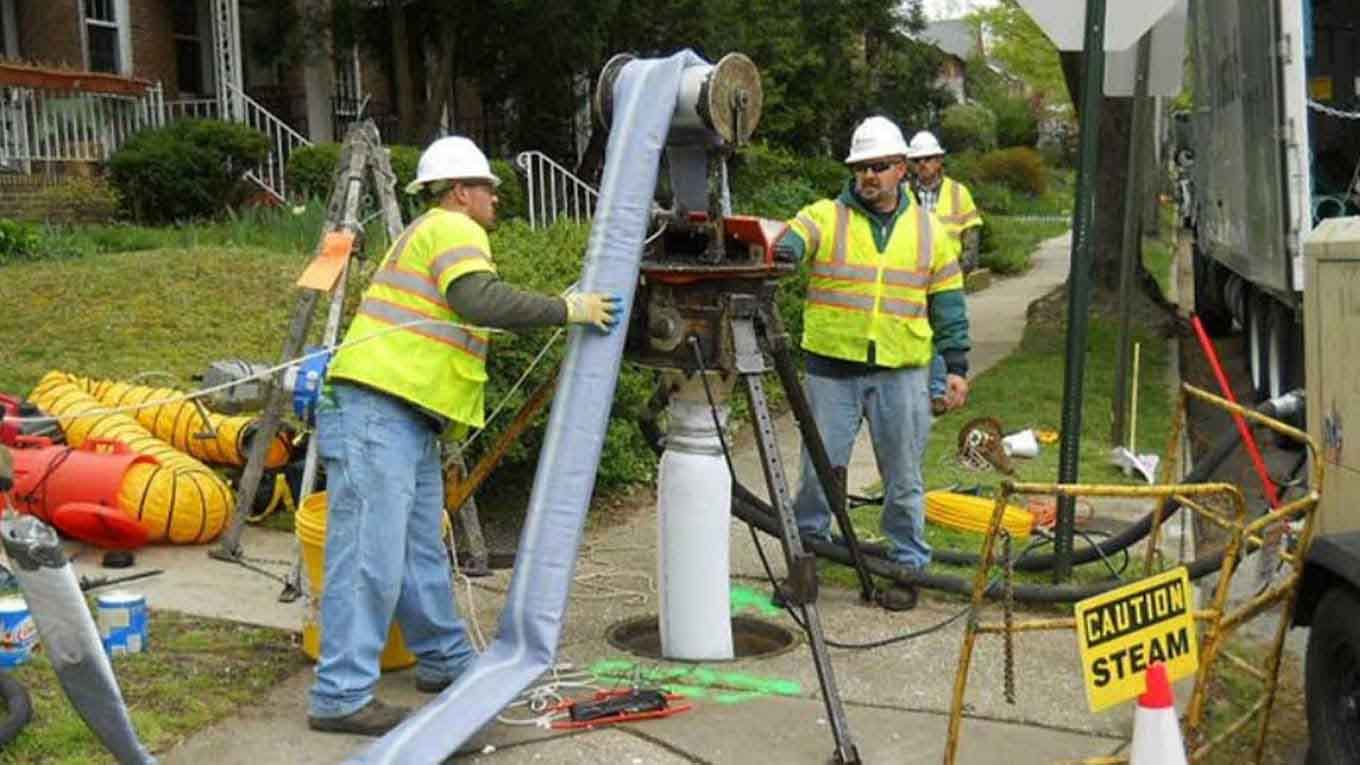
[[348, 50, 712, 765]]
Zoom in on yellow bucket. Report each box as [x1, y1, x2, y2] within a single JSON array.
[[295, 492, 416, 671]]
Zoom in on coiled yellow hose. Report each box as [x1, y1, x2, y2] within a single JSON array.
[[28, 372, 232, 544], [925, 490, 1034, 539], [79, 378, 291, 468]]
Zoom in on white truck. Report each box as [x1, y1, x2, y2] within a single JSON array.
[[1186, 0, 1358, 401], [1181, 2, 1360, 762]]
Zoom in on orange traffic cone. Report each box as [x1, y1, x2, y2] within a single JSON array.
[[1130, 662, 1188, 765]]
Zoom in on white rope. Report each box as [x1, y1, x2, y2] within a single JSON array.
[[1308, 99, 1360, 120]]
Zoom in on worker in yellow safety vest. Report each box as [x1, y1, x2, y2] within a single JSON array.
[[906, 130, 983, 416], [774, 116, 971, 612], [306, 136, 620, 736]]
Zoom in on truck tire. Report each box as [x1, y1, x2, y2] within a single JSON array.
[[1192, 245, 1232, 336], [1306, 586, 1360, 764]]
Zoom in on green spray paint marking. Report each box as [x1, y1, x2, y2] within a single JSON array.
[[590, 659, 801, 705], [729, 584, 781, 617]]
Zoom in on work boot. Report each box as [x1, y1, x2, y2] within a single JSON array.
[[876, 583, 919, 612], [931, 398, 948, 417], [415, 674, 454, 693], [308, 698, 410, 736]]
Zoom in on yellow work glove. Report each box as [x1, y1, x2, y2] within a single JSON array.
[[563, 292, 622, 333]]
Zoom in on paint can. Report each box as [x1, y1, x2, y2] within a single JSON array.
[[96, 590, 148, 656], [0, 596, 36, 668]]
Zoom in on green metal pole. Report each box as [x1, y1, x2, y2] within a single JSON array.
[[1054, 0, 1108, 582], [1112, 32, 1154, 448]]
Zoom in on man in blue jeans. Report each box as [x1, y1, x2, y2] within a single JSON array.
[[307, 136, 619, 735], [777, 117, 970, 611], [906, 130, 982, 416]]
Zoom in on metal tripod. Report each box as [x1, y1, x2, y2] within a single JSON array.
[[727, 293, 862, 765]]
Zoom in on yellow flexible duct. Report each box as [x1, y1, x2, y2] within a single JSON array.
[[77, 378, 291, 469], [28, 372, 232, 544], [925, 490, 1034, 539]]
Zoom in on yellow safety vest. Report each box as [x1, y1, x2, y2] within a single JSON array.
[[934, 177, 982, 242], [790, 197, 963, 368], [327, 208, 495, 427]]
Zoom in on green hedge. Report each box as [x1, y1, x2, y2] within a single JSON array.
[[729, 142, 847, 220], [286, 143, 524, 223], [937, 103, 998, 154], [107, 119, 268, 224]]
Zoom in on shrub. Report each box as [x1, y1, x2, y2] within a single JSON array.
[[477, 219, 656, 489], [32, 176, 122, 223], [937, 103, 998, 154], [107, 119, 268, 224], [285, 143, 342, 201], [977, 147, 1048, 196], [988, 95, 1039, 148], [0, 219, 40, 263], [730, 142, 846, 206]]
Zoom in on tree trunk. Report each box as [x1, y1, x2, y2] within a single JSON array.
[[389, 0, 418, 144], [419, 38, 456, 144], [1060, 52, 1176, 312]]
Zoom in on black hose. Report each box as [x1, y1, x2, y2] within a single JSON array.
[[729, 396, 1274, 603], [0, 671, 33, 747]]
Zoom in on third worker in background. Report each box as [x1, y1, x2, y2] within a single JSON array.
[[776, 116, 971, 611], [906, 130, 982, 417]]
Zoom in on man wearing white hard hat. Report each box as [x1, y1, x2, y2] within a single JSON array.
[[307, 136, 620, 735], [906, 130, 983, 416], [775, 116, 971, 612]]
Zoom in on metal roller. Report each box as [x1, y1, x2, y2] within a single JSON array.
[[594, 52, 762, 145]]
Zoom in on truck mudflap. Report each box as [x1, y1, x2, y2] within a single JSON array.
[[1295, 531, 1360, 626]]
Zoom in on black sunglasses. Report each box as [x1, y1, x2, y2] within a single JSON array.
[[852, 160, 899, 174]]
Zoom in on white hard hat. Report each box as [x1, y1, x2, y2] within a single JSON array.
[[845, 116, 909, 165], [404, 136, 501, 195], [906, 130, 945, 159]]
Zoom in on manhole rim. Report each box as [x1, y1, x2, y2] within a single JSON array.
[[605, 613, 801, 662]]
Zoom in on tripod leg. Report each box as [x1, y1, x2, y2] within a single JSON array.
[[731, 311, 861, 765], [765, 327, 876, 603]]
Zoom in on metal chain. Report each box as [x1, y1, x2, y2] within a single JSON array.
[[1308, 100, 1360, 120], [1002, 530, 1017, 706]]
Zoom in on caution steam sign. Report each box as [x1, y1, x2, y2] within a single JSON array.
[[1074, 567, 1199, 712]]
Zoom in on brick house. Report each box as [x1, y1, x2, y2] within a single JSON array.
[[0, 0, 407, 200]]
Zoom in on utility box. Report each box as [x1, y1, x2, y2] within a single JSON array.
[[1305, 217, 1360, 536]]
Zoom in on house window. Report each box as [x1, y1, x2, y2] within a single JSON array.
[[84, 0, 128, 74], [174, 0, 204, 94]]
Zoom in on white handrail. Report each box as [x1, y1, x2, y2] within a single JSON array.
[[225, 83, 312, 202], [515, 150, 599, 229]]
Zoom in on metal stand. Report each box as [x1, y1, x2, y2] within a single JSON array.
[[728, 294, 862, 765]]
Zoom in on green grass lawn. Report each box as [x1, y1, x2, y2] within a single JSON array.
[[0, 611, 307, 764]]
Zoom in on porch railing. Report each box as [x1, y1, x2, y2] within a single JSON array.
[[0, 83, 165, 173], [227, 83, 311, 202], [515, 150, 599, 229], [165, 98, 220, 121]]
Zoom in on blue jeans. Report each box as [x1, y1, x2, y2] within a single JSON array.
[[928, 353, 947, 402], [792, 365, 933, 570], [309, 383, 476, 718]]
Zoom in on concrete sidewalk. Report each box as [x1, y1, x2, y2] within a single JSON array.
[[85, 232, 1198, 764]]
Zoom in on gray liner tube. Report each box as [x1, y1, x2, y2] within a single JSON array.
[[349, 50, 711, 765], [0, 512, 157, 764]]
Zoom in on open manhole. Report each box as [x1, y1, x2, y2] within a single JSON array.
[[606, 615, 798, 660]]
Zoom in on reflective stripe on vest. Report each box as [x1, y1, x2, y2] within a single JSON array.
[[935, 179, 981, 231], [800, 198, 939, 367], [326, 209, 493, 426], [355, 297, 489, 359]]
